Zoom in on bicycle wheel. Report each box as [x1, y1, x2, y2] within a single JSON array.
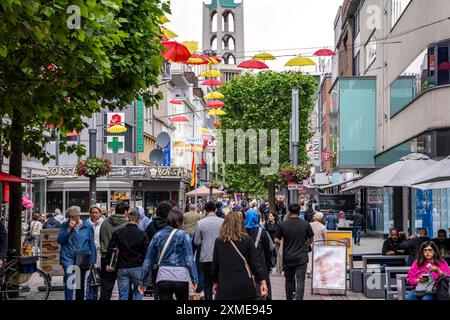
[[4, 269, 50, 300]]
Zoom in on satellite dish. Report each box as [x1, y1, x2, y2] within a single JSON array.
[[149, 149, 164, 166], [156, 132, 170, 149]]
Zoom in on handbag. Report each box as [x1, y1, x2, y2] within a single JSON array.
[[436, 276, 450, 300], [71, 242, 91, 271], [415, 272, 436, 297], [88, 265, 101, 287], [151, 229, 178, 284]]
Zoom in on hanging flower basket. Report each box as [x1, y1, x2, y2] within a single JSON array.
[[279, 164, 311, 184], [205, 180, 222, 189], [76, 158, 111, 177]]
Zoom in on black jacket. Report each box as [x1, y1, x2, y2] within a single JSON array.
[[246, 227, 273, 277], [145, 217, 167, 243], [0, 221, 7, 260], [382, 238, 404, 255], [353, 213, 364, 227], [212, 236, 265, 300], [265, 221, 279, 242], [108, 224, 149, 269], [399, 236, 431, 265]]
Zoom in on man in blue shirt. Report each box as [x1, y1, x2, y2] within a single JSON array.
[[325, 209, 338, 230]]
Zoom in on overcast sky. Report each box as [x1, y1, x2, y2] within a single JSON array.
[[166, 0, 343, 70]]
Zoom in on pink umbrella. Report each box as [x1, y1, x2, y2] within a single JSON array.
[[313, 49, 336, 57], [170, 99, 183, 104], [206, 100, 225, 108], [201, 79, 224, 86], [237, 59, 269, 69], [170, 116, 189, 123]]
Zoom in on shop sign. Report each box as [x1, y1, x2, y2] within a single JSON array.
[[47, 166, 78, 178], [108, 166, 147, 178], [148, 167, 188, 179]]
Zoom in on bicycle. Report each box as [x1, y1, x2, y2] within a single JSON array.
[[0, 251, 51, 300]]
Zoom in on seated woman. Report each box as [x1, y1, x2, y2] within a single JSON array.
[[405, 241, 450, 300]]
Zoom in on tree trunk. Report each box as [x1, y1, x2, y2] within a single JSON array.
[[8, 111, 24, 253], [268, 181, 276, 214]]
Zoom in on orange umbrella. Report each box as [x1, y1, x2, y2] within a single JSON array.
[[162, 41, 192, 63]]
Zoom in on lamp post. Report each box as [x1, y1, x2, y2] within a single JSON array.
[[290, 87, 300, 205], [89, 114, 97, 206]]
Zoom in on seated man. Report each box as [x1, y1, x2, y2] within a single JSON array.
[[382, 228, 406, 256], [399, 228, 431, 265], [433, 229, 450, 256]]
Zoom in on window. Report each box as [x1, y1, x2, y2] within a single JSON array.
[[66, 191, 107, 212], [47, 191, 63, 214], [353, 9, 361, 38], [365, 32, 377, 70], [354, 52, 360, 76], [391, 0, 411, 28]]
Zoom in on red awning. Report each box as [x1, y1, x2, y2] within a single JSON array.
[[0, 172, 31, 183]]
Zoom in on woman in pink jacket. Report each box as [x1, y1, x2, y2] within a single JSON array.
[[405, 241, 450, 300]]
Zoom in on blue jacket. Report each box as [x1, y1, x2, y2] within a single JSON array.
[[140, 226, 198, 285], [325, 213, 338, 230], [57, 221, 97, 267]]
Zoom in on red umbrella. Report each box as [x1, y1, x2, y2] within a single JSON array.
[[201, 79, 224, 86], [237, 60, 269, 69], [206, 100, 225, 108], [313, 49, 336, 57], [162, 41, 192, 63], [170, 116, 189, 123], [0, 172, 31, 183], [169, 99, 183, 104], [439, 61, 450, 71], [213, 121, 221, 127], [184, 53, 210, 65]]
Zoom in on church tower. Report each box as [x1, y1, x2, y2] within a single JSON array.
[[202, 0, 245, 65]]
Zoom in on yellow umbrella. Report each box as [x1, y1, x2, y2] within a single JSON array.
[[158, 16, 170, 24], [204, 91, 224, 100], [107, 125, 128, 133], [162, 28, 178, 40], [207, 57, 221, 65], [285, 56, 316, 67], [208, 109, 227, 116], [253, 52, 276, 61], [200, 70, 222, 78], [182, 41, 198, 54]]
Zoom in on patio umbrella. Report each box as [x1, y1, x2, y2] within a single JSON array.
[[181, 41, 198, 54], [186, 185, 223, 196], [207, 56, 222, 65], [208, 109, 226, 116], [162, 28, 178, 40], [409, 155, 450, 188], [204, 91, 224, 100], [0, 172, 31, 183], [66, 130, 81, 137], [201, 79, 224, 86], [206, 100, 225, 108], [169, 99, 183, 105], [186, 53, 209, 65], [200, 70, 222, 78], [169, 116, 189, 123], [313, 49, 336, 57], [237, 59, 269, 69], [341, 153, 436, 192], [162, 41, 192, 63], [285, 56, 316, 67], [253, 52, 276, 61], [213, 121, 221, 127]]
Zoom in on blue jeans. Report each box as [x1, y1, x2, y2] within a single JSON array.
[[405, 291, 434, 300], [353, 226, 362, 245], [117, 267, 143, 300], [63, 266, 87, 301]]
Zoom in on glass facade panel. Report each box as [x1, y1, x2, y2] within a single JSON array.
[[47, 191, 63, 214], [66, 191, 107, 213], [391, 0, 411, 28]]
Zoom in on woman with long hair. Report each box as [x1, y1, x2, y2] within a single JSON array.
[[405, 241, 450, 300], [212, 211, 268, 300]]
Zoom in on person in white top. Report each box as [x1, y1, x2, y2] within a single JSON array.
[[87, 205, 105, 267], [54, 208, 66, 225], [29, 214, 43, 255], [307, 212, 327, 277]]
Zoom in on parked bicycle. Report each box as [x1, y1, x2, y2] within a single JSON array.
[[0, 250, 50, 300]]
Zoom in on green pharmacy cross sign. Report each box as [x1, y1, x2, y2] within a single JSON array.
[[108, 137, 124, 153]]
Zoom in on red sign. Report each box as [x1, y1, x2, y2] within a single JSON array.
[[322, 152, 331, 161]]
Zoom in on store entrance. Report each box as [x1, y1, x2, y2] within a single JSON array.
[[144, 191, 170, 215]]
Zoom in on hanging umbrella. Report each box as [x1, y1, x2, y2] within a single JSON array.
[[169, 99, 183, 105], [162, 28, 178, 40], [200, 70, 222, 78], [207, 56, 222, 65], [409, 156, 450, 189], [158, 16, 170, 24], [186, 185, 223, 196], [170, 115, 189, 123], [201, 79, 224, 86], [206, 100, 225, 108], [253, 52, 276, 61], [162, 41, 192, 63], [208, 109, 227, 116], [285, 56, 317, 67], [66, 130, 81, 137], [0, 172, 31, 183], [182, 41, 198, 54], [313, 49, 336, 57], [213, 121, 221, 127], [238, 59, 269, 69], [341, 153, 436, 192], [107, 125, 128, 133], [204, 91, 224, 100], [185, 53, 209, 65]]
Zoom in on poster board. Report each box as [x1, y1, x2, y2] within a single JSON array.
[[325, 230, 352, 267], [40, 229, 64, 276], [312, 243, 347, 295]]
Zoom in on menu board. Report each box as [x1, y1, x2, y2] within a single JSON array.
[[312, 244, 347, 295], [40, 229, 64, 276]]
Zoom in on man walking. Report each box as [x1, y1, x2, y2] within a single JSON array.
[[194, 201, 223, 300], [99, 202, 129, 300], [275, 203, 314, 300], [352, 208, 364, 246], [182, 204, 201, 238], [54, 208, 66, 224], [325, 209, 338, 231], [43, 213, 61, 229], [107, 211, 149, 300]]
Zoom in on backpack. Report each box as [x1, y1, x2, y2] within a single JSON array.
[[436, 276, 450, 300]]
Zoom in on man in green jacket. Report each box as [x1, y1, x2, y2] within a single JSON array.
[[99, 202, 129, 300]]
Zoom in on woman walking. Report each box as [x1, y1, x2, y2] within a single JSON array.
[[212, 211, 268, 300]]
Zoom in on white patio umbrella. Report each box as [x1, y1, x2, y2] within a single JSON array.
[[342, 153, 436, 192], [410, 155, 450, 189], [186, 185, 223, 197]]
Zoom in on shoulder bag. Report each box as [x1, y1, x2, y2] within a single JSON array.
[[151, 229, 178, 284], [415, 271, 436, 297], [70, 232, 91, 271], [230, 240, 252, 279]]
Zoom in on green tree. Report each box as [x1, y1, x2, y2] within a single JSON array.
[[0, 0, 169, 251], [218, 71, 317, 213]]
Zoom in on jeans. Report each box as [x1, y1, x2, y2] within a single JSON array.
[[157, 281, 189, 300], [202, 262, 213, 300], [99, 257, 117, 300], [194, 244, 204, 294], [405, 291, 434, 300], [63, 266, 87, 301], [117, 267, 143, 300], [353, 226, 362, 245], [284, 263, 307, 300]]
